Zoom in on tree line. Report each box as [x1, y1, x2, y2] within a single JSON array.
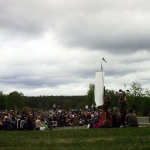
[[0, 81, 150, 115], [0, 92, 86, 110], [84, 81, 150, 115]]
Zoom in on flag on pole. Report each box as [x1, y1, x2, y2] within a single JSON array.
[[102, 57, 107, 63]]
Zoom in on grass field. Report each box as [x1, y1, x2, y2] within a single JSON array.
[[0, 126, 150, 150]]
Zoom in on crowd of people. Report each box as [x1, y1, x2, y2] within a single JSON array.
[[0, 103, 139, 131], [0, 90, 139, 130], [0, 107, 99, 130], [88, 106, 138, 129]]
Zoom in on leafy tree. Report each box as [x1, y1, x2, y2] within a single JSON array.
[[144, 89, 150, 97], [84, 84, 123, 109], [129, 81, 147, 113], [105, 89, 119, 108], [6, 91, 24, 110], [62, 100, 72, 110], [0, 91, 6, 110], [84, 84, 95, 109], [130, 81, 144, 97], [75, 101, 86, 109]]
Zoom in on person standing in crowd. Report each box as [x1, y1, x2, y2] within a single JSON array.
[[120, 106, 127, 127], [20, 116, 26, 130], [119, 89, 127, 107], [112, 107, 121, 128], [53, 103, 56, 112], [26, 115, 33, 130], [104, 95, 111, 107], [85, 105, 88, 111], [125, 108, 138, 127]]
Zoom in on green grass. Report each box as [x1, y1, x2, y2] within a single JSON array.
[[0, 127, 150, 150]]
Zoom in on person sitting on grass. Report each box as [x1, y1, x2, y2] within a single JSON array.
[[125, 108, 138, 127], [102, 119, 112, 128], [35, 116, 42, 130], [112, 107, 121, 128], [3, 116, 12, 130]]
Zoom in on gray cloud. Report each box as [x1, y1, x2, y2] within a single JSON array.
[[0, 0, 150, 95], [1, 1, 150, 53], [54, 13, 150, 53]]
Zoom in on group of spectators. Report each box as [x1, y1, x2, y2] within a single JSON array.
[[0, 104, 139, 131], [0, 107, 100, 130], [88, 106, 138, 129]]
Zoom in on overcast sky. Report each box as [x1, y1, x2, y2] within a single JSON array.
[[0, 0, 150, 96]]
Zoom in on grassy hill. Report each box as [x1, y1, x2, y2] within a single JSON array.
[[0, 127, 150, 150]]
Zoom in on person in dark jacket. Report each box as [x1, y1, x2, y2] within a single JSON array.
[[112, 107, 121, 128], [120, 106, 127, 127]]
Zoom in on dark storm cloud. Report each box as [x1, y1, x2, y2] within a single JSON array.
[[0, 0, 52, 39], [0, 76, 60, 87], [1, 0, 150, 53], [55, 15, 150, 53], [0, 71, 84, 88]]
